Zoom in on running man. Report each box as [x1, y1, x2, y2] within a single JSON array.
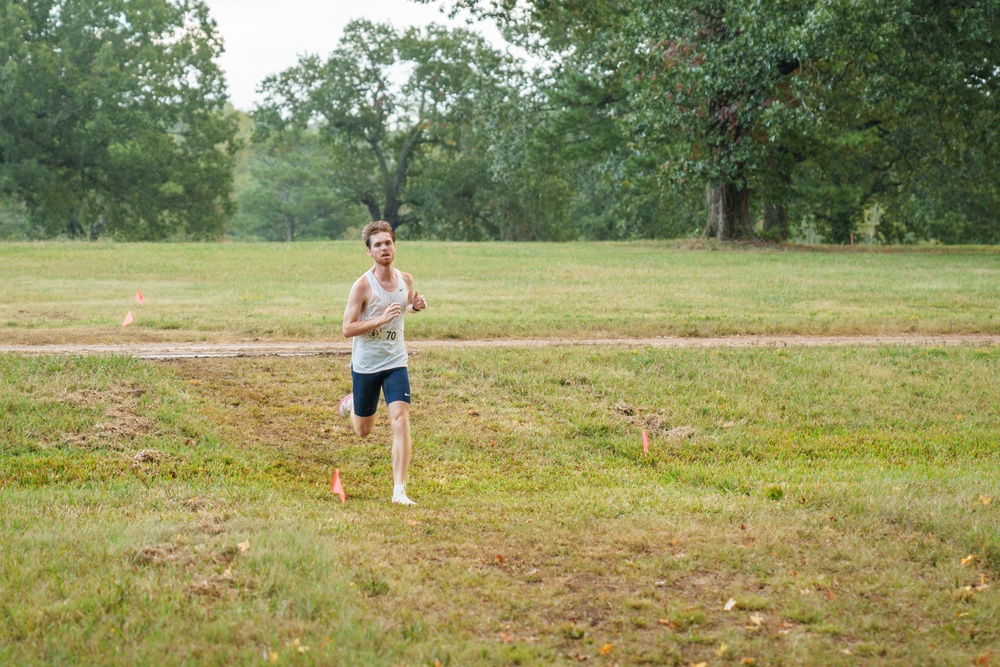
[[339, 220, 427, 505]]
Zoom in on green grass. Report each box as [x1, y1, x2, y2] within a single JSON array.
[[2, 241, 999, 343], [2, 346, 998, 665]]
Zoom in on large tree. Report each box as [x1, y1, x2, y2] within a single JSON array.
[[790, 0, 1000, 243], [253, 20, 507, 231], [404, 61, 587, 241], [0, 0, 238, 239], [431, 1, 815, 239], [433, 0, 1000, 243]]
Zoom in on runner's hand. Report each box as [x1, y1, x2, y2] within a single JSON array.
[[412, 291, 427, 311], [381, 302, 402, 324]]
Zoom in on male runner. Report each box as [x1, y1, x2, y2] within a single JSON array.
[[339, 220, 427, 505]]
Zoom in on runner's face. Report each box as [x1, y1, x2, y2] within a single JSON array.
[[367, 232, 395, 265]]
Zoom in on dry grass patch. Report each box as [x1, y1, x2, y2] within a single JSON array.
[[132, 542, 189, 567], [60, 382, 156, 450]]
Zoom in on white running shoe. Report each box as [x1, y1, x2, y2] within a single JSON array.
[[392, 484, 416, 505], [392, 492, 416, 506], [338, 393, 353, 418]]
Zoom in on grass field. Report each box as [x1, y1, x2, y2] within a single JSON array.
[[2, 241, 999, 344], [1, 242, 998, 665]]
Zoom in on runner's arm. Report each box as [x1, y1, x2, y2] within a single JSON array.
[[342, 277, 400, 338], [403, 273, 427, 313]]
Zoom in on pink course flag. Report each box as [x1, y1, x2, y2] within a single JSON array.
[[135, 290, 144, 304], [642, 429, 649, 454], [331, 468, 345, 503], [122, 311, 134, 327]]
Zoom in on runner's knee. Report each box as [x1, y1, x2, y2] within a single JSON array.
[[353, 417, 375, 437], [388, 403, 410, 430]]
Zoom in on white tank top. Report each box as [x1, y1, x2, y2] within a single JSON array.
[[351, 268, 409, 373]]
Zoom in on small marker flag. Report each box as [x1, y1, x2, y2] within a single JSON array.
[[643, 429, 649, 454], [135, 290, 144, 304], [331, 468, 345, 503], [122, 311, 134, 327]]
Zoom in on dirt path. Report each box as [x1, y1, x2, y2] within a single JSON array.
[[2, 334, 998, 360]]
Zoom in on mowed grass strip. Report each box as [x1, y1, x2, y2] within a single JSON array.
[[2, 346, 997, 665], [2, 241, 999, 344]]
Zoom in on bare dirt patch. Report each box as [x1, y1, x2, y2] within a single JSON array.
[[131, 449, 165, 464], [3, 333, 998, 360], [613, 401, 637, 417], [132, 543, 189, 567], [62, 383, 155, 450], [129, 539, 254, 600], [613, 401, 696, 439]]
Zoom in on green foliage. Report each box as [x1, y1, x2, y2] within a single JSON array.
[[405, 65, 581, 241], [0, 0, 238, 240], [887, 116, 1000, 245], [523, 64, 703, 240], [1, 0, 996, 243], [0, 197, 34, 240], [253, 20, 509, 232], [786, 0, 1000, 244], [232, 132, 366, 241], [397, 33, 701, 241], [431, 0, 1000, 243]]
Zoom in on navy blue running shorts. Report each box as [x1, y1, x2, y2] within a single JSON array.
[[351, 366, 411, 417]]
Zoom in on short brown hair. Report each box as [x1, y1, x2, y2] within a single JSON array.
[[362, 220, 395, 248]]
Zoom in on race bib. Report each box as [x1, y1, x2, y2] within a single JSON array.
[[368, 328, 399, 342]]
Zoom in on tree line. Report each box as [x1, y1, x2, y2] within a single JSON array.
[[2, 0, 998, 244]]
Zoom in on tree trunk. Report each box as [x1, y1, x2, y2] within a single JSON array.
[[66, 211, 85, 238], [762, 202, 789, 241], [760, 147, 793, 242], [383, 192, 401, 230], [382, 126, 423, 231], [87, 214, 105, 241], [704, 183, 753, 240], [360, 193, 381, 222]]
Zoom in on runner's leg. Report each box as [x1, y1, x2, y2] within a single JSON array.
[[351, 412, 376, 438], [388, 400, 412, 486], [348, 368, 382, 437]]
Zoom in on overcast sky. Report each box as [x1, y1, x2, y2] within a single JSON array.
[[201, 0, 505, 110]]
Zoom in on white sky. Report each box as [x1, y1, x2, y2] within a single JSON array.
[[201, 0, 506, 110]]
